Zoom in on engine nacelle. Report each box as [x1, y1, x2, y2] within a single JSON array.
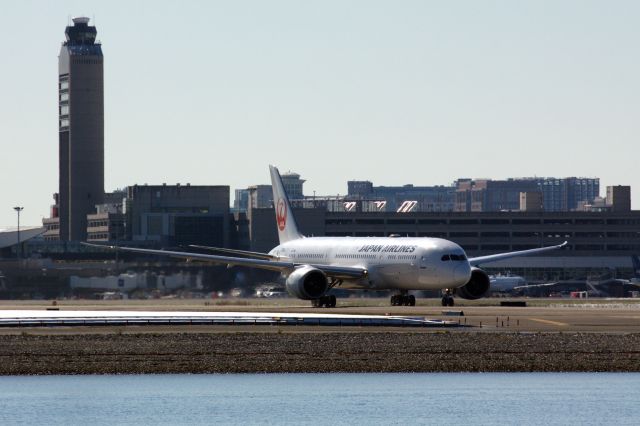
[[456, 267, 491, 300], [285, 266, 329, 300]]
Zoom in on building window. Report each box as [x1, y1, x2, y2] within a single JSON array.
[[449, 232, 478, 238], [450, 219, 479, 225], [480, 232, 510, 238]]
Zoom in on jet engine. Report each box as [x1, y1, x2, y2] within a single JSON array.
[[285, 265, 329, 300], [456, 267, 491, 300]]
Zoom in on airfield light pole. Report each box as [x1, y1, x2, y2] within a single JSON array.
[[13, 206, 23, 259]]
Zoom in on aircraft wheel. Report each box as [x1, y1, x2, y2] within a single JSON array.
[[329, 295, 337, 308], [447, 297, 455, 307], [409, 295, 416, 306], [441, 297, 448, 307]]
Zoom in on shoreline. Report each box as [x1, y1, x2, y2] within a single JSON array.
[[2, 331, 639, 374]]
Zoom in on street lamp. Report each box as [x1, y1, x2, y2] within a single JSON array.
[[13, 206, 23, 259]]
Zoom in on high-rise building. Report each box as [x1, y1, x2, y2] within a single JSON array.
[[347, 181, 456, 212], [58, 17, 104, 241], [455, 177, 600, 212], [519, 191, 543, 212], [455, 179, 540, 212], [233, 189, 250, 212], [539, 177, 599, 211], [247, 185, 273, 209], [607, 186, 631, 212]]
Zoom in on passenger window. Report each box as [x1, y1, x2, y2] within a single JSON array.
[[441, 255, 450, 261]]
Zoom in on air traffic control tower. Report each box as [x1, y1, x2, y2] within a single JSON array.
[[58, 17, 104, 241]]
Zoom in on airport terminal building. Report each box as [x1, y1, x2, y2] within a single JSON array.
[[244, 206, 640, 281]]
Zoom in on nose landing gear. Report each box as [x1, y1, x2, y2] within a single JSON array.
[[441, 289, 454, 307], [390, 291, 416, 306]]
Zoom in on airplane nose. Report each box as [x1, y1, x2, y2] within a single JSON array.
[[454, 263, 471, 285]]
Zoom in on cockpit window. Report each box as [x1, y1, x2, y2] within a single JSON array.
[[442, 254, 467, 261]]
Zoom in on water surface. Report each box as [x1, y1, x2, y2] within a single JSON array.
[[0, 373, 638, 425]]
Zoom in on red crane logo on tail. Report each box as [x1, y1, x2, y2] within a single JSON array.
[[276, 198, 287, 231]]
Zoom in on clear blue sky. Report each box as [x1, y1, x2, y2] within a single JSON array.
[[1, 0, 639, 227]]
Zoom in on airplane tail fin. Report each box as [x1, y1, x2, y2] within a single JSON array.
[[632, 255, 640, 278], [269, 165, 303, 244]]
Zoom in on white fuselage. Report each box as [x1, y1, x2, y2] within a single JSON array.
[[489, 275, 526, 292], [269, 237, 472, 291]]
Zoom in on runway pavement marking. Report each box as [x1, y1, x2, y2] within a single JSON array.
[[528, 318, 568, 327]]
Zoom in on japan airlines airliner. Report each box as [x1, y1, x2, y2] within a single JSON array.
[[87, 166, 567, 307]]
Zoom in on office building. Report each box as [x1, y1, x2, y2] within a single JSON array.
[[233, 189, 250, 212], [454, 177, 600, 212], [125, 184, 230, 247], [520, 192, 543, 212], [247, 185, 273, 209], [347, 181, 456, 212], [607, 186, 631, 212], [540, 177, 600, 212], [455, 179, 540, 212], [86, 190, 126, 242]]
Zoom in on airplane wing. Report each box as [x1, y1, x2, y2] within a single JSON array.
[[468, 241, 568, 267], [82, 243, 367, 280], [513, 282, 559, 290], [188, 245, 277, 260]]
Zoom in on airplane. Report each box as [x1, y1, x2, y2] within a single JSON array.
[[489, 274, 527, 294], [514, 255, 640, 297], [84, 166, 567, 307], [515, 277, 640, 298]]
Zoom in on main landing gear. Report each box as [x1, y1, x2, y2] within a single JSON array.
[[311, 294, 337, 308], [441, 289, 454, 307], [390, 291, 416, 306]]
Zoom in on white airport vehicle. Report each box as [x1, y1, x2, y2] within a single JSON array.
[[86, 166, 567, 307]]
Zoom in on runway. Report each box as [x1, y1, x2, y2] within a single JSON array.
[[1, 298, 639, 332], [0, 309, 460, 328]]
